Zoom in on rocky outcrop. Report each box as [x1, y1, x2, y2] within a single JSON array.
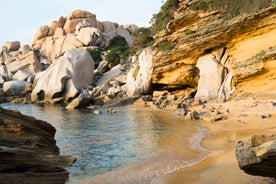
[[6, 51, 42, 74], [152, 1, 276, 101], [4, 41, 21, 52], [0, 42, 41, 78], [194, 54, 226, 103], [31, 48, 94, 103], [32, 10, 135, 62], [126, 47, 155, 96], [3, 80, 31, 93], [66, 90, 91, 109], [0, 64, 10, 85], [95, 64, 125, 87], [0, 107, 76, 183], [236, 134, 276, 178]]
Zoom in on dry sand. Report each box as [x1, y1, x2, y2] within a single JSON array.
[[153, 98, 276, 184]]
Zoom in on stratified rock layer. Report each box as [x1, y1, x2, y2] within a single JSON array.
[[0, 107, 76, 183], [152, 0, 276, 101], [236, 134, 276, 178]]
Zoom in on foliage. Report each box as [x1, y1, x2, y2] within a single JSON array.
[[129, 27, 154, 55], [109, 35, 128, 49], [105, 50, 121, 65], [185, 29, 196, 36], [105, 35, 129, 65], [87, 48, 102, 63], [253, 50, 266, 61], [151, 0, 180, 34], [158, 41, 175, 51], [191, 0, 273, 20]]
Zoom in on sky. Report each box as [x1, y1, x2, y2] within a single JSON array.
[[0, 0, 163, 46]]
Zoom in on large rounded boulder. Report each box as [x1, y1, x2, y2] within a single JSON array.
[[31, 48, 94, 103]]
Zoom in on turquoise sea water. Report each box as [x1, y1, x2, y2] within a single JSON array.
[[1, 103, 208, 184]]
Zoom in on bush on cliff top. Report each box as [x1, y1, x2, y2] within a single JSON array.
[[129, 27, 154, 55], [191, 0, 273, 20], [151, 0, 180, 34]]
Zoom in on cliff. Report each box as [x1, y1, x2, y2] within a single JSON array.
[[152, 0, 276, 102]]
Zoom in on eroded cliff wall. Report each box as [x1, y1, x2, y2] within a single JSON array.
[[152, 0, 276, 102]]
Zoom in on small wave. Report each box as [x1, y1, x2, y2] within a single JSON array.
[[150, 124, 211, 184]]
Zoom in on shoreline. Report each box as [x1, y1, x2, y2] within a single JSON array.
[[152, 98, 276, 184], [1, 98, 276, 184]]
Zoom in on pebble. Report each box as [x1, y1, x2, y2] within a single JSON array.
[[93, 110, 101, 115]]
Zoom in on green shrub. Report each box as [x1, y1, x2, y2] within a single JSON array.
[[159, 41, 175, 51], [185, 29, 196, 36], [87, 49, 102, 63], [151, 0, 180, 34], [191, 0, 273, 20], [106, 36, 129, 65], [129, 27, 154, 55], [253, 50, 266, 61], [105, 50, 121, 65], [109, 35, 128, 49]]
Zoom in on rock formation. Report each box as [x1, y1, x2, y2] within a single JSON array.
[[31, 48, 94, 103], [0, 9, 138, 108], [3, 80, 31, 93], [32, 10, 135, 62], [152, 0, 276, 102], [236, 134, 276, 178], [126, 47, 156, 96], [0, 107, 76, 183]]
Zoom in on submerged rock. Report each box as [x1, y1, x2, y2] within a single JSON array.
[[235, 134, 276, 178], [0, 107, 76, 183]]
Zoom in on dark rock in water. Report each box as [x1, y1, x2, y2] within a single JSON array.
[[0, 107, 76, 184], [235, 134, 276, 178], [0, 169, 70, 184]]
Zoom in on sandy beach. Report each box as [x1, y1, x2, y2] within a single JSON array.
[[153, 98, 276, 184]]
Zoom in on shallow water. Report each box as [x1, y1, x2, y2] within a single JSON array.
[[1, 103, 209, 184]]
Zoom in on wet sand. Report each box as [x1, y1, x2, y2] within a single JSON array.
[[153, 99, 276, 184]]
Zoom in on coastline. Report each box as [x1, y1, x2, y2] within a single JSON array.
[[73, 105, 209, 184], [153, 98, 276, 184], [1, 98, 276, 184]]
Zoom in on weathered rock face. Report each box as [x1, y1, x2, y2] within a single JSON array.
[[152, 1, 276, 100], [4, 41, 21, 52], [0, 64, 10, 85], [31, 48, 94, 103], [194, 54, 225, 102], [3, 80, 31, 93], [236, 134, 276, 178], [0, 107, 75, 183], [12, 70, 33, 81], [66, 90, 91, 109], [32, 10, 135, 62], [95, 64, 125, 87], [126, 47, 156, 96], [6, 51, 42, 74], [64, 10, 97, 34]]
